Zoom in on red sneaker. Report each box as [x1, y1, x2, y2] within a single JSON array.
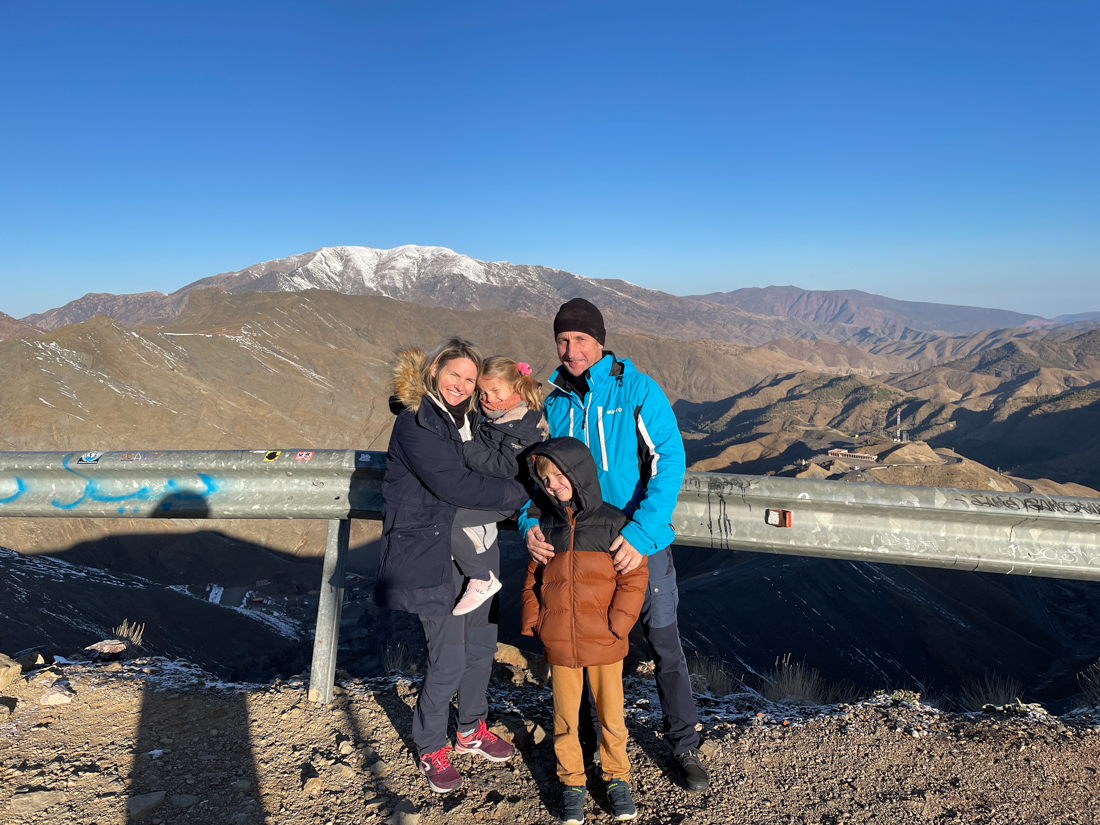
[[418, 745, 463, 793], [455, 718, 515, 762]]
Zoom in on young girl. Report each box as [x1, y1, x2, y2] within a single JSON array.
[[451, 357, 548, 616]]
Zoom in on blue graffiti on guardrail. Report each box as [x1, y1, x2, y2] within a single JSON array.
[[41, 455, 220, 512], [0, 477, 27, 504]]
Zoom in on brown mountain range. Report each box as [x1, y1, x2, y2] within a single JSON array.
[[0, 287, 830, 556], [17, 245, 966, 349], [686, 285, 1055, 333], [0, 311, 41, 341]]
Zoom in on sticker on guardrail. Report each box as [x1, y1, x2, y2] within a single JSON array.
[[264, 451, 281, 462], [765, 509, 792, 528], [295, 451, 314, 461], [78, 451, 103, 465]]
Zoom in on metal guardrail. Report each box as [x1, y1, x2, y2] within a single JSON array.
[[3, 449, 1100, 701]]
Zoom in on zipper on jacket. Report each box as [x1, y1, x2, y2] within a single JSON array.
[[581, 394, 592, 447], [567, 506, 577, 667]]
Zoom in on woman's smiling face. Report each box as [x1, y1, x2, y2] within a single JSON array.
[[431, 356, 478, 405]]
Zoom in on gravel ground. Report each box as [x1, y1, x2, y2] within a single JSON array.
[[3, 655, 1100, 824]]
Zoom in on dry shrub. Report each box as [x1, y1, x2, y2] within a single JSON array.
[[759, 653, 859, 705], [113, 619, 145, 648], [687, 653, 741, 697], [957, 670, 1023, 711], [1078, 659, 1100, 708], [383, 641, 416, 675]]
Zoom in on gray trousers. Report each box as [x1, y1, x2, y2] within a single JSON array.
[[412, 538, 501, 755]]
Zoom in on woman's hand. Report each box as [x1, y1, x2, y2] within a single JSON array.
[[525, 525, 555, 565]]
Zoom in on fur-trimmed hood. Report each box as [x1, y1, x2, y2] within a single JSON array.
[[391, 348, 430, 414]]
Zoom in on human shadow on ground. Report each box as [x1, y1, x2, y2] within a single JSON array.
[[127, 683, 268, 823]]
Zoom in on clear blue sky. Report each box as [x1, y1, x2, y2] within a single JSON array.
[[2, 1, 1097, 320]]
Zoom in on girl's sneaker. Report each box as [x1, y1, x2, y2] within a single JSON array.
[[418, 745, 463, 793], [605, 778, 637, 821], [455, 718, 514, 762], [558, 785, 587, 824], [452, 571, 502, 616]]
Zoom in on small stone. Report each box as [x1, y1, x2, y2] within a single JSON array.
[[0, 653, 21, 690], [332, 763, 356, 782], [370, 760, 389, 778], [697, 739, 719, 758], [364, 796, 388, 810], [302, 776, 323, 796], [385, 798, 420, 825], [16, 650, 53, 671], [170, 794, 200, 809], [231, 779, 251, 790], [126, 790, 167, 818], [526, 722, 547, 746], [10, 790, 68, 814], [338, 740, 355, 756], [39, 685, 74, 706]]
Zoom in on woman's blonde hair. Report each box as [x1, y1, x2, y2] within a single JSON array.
[[481, 356, 543, 411], [423, 336, 484, 415]]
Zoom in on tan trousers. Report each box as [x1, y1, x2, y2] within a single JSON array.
[[550, 661, 630, 786]]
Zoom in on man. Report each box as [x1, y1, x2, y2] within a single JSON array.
[[519, 297, 710, 793]]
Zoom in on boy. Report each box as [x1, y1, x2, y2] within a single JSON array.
[[520, 437, 648, 823]]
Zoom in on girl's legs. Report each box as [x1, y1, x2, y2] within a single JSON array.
[[455, 536, 502, 731], [451, 508, 510, 581]]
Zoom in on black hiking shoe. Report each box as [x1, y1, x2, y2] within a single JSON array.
[[558, 785, 586, 824], [605, 778, 637, 821], [674, 748, 709, 792]]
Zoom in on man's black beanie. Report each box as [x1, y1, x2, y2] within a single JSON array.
[[553, 298, 606, 345]]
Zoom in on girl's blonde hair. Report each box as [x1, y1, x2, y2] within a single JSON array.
[[423, 336, 484, 415], [481, 356, 543, 411]]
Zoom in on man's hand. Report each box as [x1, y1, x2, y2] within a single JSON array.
[[610, 534, 644, 573], [526, 525, 555, 565]]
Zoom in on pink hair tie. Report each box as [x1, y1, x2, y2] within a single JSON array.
[[517, 362, 532, 376]]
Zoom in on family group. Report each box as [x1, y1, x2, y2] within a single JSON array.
[[374, 299, 709, 823]]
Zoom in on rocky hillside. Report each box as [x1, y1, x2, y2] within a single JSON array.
[[686, 285, 1054, 333], [0, 287, 829, 557], [3, 646, 1100, 825], [0, 312, 40, 341]]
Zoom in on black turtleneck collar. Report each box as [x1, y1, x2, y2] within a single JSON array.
[[441, 396, 468, 423], [561, 369, 589, 399]]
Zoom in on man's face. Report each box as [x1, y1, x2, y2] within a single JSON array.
[[555, 331, 603, 378], [540, 465, 574, 502]]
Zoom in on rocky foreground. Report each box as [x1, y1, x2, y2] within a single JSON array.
[[2, 653, 1100, 825]]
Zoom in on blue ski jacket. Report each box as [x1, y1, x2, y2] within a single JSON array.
[[518, 352, 685, 555]]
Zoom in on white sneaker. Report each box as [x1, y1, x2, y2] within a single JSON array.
[[452, 571, 502, 616]]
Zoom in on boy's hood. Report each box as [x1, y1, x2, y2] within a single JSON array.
[[527, 437, 603, 517]]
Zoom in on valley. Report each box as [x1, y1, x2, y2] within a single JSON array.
[[2, 252, 1100, 710]]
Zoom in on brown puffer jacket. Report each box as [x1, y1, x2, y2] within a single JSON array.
[[520, 437, 648, 668]]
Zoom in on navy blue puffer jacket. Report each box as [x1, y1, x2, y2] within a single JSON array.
[[374, 350, 529, 616]]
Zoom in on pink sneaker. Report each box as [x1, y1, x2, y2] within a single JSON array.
[[418, 745, 463, 793], [452, 571, 502, 616], [455, 718, 515, 762]]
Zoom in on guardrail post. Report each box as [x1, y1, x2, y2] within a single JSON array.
[[308, 518, 350, 703]]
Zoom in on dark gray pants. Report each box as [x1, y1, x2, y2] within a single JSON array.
[[581, 547, 700, 755], [449, 508, 511, 580], [412, 539, 500, 755]]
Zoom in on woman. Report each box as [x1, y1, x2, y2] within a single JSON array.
[[375, 336, 530, 794]]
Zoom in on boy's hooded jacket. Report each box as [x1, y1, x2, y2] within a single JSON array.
[[375, 349, 529, 616], [520, 437, 648, 668]]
